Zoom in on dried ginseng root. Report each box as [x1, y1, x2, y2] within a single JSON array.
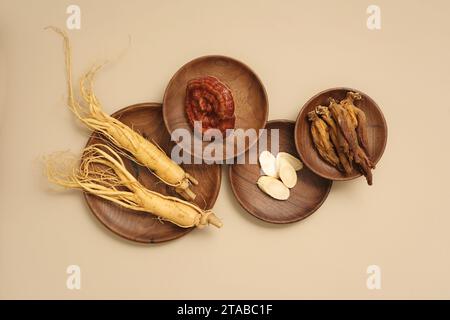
[[45, 144, 222, 229], [340, 92, 370, 157], [328, 99, 374, 185], [308, 110, 340, 168], [316, 106, 353, 174]]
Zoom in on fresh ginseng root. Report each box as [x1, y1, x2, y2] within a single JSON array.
[[328, 99, 374, 185], [45, 144, 222, 228], [315, 106, 353, 174], [308, 110, 340, 168], [47, 27, 198, 201], [340, 92, 370, 157]]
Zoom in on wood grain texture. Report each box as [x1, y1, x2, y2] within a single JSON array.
[[84, 103, 222, 243], [163, 55, 268, 161], [295, 87, 388, 182], [229, 120, 332, 224]]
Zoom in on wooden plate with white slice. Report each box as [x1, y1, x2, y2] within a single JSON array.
[[229, 120, 332, 224]]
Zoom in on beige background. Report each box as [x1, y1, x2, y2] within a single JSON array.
[[0, 0, 449, 299]]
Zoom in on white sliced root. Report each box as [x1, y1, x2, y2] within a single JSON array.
[[259, 151, 278, 178], [278, 158, 297, 188], [257, 176, 290, 201], [276, 152, 303, 171]]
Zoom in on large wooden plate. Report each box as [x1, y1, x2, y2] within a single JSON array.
[[84, 103, 222, 243], [163, 55, 268, 161], [229, 120, 332, 224], [294, 87, 387, 182]]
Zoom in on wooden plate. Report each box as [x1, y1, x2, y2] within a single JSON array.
[[229, 120, 332, 224], [295, 87, 387, 181], [163, 55, 268, 161], [84, 103, 222, 243]]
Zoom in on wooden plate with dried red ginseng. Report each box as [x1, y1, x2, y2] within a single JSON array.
[[295, 87, 387, 184], [84, 103, 222, 243]]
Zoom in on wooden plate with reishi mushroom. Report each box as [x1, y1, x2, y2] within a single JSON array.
[[163, 55, 269, 161]]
